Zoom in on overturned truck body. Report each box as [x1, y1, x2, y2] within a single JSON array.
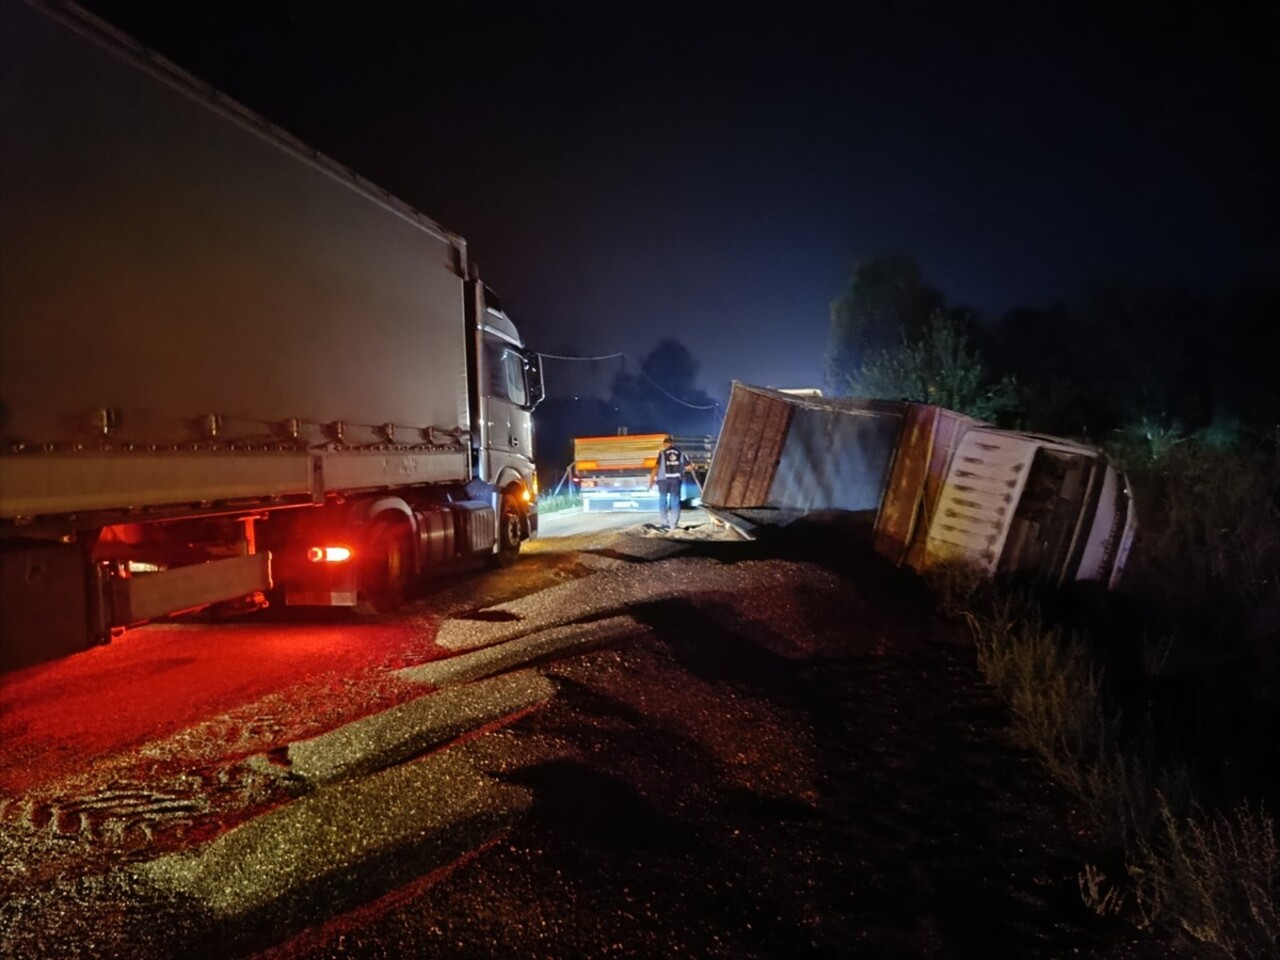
[[702, 384, 1136, 588]]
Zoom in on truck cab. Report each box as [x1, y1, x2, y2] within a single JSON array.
[[471, 282, 543, 527]]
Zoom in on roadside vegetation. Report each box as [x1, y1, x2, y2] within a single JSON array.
[[537, 492, 582, 515], [931, 439, 1280, 957], [829, 256, 1280, 957], [943, 565, 1278, 958]]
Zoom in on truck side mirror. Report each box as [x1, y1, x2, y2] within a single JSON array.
[[523, 351, 545, 411]]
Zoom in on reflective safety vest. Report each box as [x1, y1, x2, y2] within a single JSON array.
[[660, 446, 685, 478]]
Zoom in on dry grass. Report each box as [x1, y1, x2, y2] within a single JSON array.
[[943, 573, 1278, 957], [1127, 798, 1280, 957], [913, 436, 1280, 953], [960, 592, 1155, 846]]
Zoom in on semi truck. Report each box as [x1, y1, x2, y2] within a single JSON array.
[[0, 0, 544, 669]]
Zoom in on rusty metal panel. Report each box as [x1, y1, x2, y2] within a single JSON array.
[[923, 429, 1037, 573], [704, 383, 903, 513], [735, 392, 792, 505], [703, 384, 792, 508], [904, 408, 977, 572], [873, 404, 939, 564]]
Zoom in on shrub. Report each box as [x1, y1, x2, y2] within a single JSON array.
[[846, 310, 1020, 422]]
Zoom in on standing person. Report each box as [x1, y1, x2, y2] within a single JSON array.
[[649, 435, 691, 530]]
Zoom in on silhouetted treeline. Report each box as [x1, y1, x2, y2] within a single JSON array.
[[985, 282, 1280, 442], [826, 254, 1280, 445]]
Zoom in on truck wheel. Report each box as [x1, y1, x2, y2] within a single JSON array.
[[355, 517, 413, 614], [492, 494, 523, 567]]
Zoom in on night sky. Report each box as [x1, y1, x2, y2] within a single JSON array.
[[75, 0, 1279, 401]]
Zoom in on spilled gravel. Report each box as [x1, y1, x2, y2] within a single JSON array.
[[0, 513, 1186, 958]]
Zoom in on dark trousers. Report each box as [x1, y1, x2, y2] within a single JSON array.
[[656, 477, 682, 528]]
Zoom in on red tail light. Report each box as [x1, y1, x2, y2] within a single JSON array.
[[307, 545, 353, 563]]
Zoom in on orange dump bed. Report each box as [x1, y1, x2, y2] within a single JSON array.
[[572, 434, 666, 474]]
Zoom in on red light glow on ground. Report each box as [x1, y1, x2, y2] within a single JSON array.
[[0, 618, 433, 795]]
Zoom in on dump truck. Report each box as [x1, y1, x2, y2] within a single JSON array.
[[572, 434, 712, 512], [702, 383, 1135, 588], [0, 0, 544, 669]]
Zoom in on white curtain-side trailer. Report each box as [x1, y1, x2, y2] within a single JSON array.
[[0, 0, 543, 669]]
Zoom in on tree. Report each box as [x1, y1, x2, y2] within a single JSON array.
[[846, 310, 1019, 422], [988, 304, 1103, 435], [825, 255, 944, 393], [609, 339, 718, 437], [989, 284, 1220, 439]]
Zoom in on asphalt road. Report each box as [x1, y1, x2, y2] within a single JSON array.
[[539, 504, 724, 538], [0, 509, 1182, 959], [539, 504, 655, 537]]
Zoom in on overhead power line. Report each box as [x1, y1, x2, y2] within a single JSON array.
[[537, 351, 626, 362], [636, 367, 718, 410], [534, 350, 719, 412]]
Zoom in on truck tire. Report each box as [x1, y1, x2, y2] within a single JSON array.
[[492, 493, 524, 567], [354, 516, 413, 614]]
